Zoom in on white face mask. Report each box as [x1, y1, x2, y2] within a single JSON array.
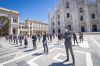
[[65, 29, 68, 32]]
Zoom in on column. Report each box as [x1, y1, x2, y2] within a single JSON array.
[[17, 17, 20, 35], [9, 14, 13, 35]]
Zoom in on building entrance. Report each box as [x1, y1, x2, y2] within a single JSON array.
[[92, 25, 97, 32], [81, 26, 85, 32], [0, 16, 9, 36]]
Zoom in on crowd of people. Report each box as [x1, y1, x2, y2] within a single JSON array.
[[4, 26, 83, 66]]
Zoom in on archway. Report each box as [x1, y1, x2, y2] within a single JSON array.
[[92, 25, 97, 32], [0, 16, 10, 36]]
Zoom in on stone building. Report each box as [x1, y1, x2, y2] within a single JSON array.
[[0, 7, 19, 35], [0, 7, 48, 36], [48, 0, 100, 34], [19, 19, 48, 36]]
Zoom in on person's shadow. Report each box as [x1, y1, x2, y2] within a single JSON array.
[[49, 62, 73, 66], [23, 49, 33, 52], [32, 52, 44, 56]]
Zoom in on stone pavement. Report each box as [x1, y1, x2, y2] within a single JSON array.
[[0, 35, 99, 66]]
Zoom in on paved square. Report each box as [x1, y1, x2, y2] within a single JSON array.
[[27, 48, 86, 66]]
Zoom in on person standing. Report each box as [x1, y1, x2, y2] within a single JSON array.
[[37, 34, 41, 42], [58, 33, 61, 45], [19, 35, 23, 46], [15, 34, 19, 44], [32, 33, 37, 50], [10, 35, 13, 42], [47, 33, 49, 40], [13, 35, 16, 43], [42, 32, 48, 55], [50, 34, 52, 42], [52, 33, 55, 39], [79, 31, 83, 43], [24, 34, 28, 48], [73, 32, 78, 46], [63, 27, 75, 66]]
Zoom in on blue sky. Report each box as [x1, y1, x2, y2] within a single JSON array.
[[0, 0, 59, 23]]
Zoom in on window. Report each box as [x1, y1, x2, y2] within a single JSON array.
[[53, 29, 55, 33], [67, 13, 70, 18], [13, 19, 17, 23], [58, 21, 60, 25], [22, 26, 24, 28], [30, 26, 32, 29], [19, 26, 21, 28], [91, 14, 95, 19], [13, 17, 17, 23], [80, 16, 83, 21], [66, 2, 69, 8], [58, 29, 61, 33], [79, 7, 83, 13]]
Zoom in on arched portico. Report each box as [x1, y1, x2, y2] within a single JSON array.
[[0, 16, 10, 36]]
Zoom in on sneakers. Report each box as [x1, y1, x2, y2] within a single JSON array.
[[63, 59, 69, 62]]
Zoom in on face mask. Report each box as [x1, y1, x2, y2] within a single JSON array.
[[65, 29, 68, 32]]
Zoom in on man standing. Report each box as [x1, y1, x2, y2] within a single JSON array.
[[32, 33, 37, 50], [79, 31, 83, 43], [37, 34, 41, 42], [50, 34, 52, 42], [73, 32, 78, 46], [63, 27, 75, 66], [19, 35, 23, 46], [42, 32, 48, 55], [15, 34, 19, 44], [58, 33, 61, 45]]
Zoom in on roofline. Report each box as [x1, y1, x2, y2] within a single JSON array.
[[0, 7, 19, 14], [25, 19, 48, 25]]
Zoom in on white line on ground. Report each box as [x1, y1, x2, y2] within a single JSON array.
[[91, 38, 100, 47], [27, 48, 57, 66], [53, 54, 66, 62], [26, 47, 93, 66], [57, 48, 93, 66], [0, 44, 44, 60], [78, 41, 89, 48], [0, 45, 54, 66]]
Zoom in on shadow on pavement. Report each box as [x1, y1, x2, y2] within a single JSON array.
[[32, 52, 44, 56], [23, 49, 33, 52], [14, 45, 19, 47], [49, 62, 73, 66], [17, 60, 30, 66]]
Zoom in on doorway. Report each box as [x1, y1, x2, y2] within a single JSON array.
[[81, 26, 85, 32], [13, 29, 17, 34], [92, 25, 97, 32], [58, 29, 61, 34]]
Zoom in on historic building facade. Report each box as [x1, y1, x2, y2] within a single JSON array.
[[0, 7, 48, 36], [0, 7, 19, 35], [19, 19, 48, 36], [48, 0, 100, 34]]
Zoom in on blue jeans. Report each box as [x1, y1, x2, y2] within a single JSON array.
[[43, 41, 48, 54]]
